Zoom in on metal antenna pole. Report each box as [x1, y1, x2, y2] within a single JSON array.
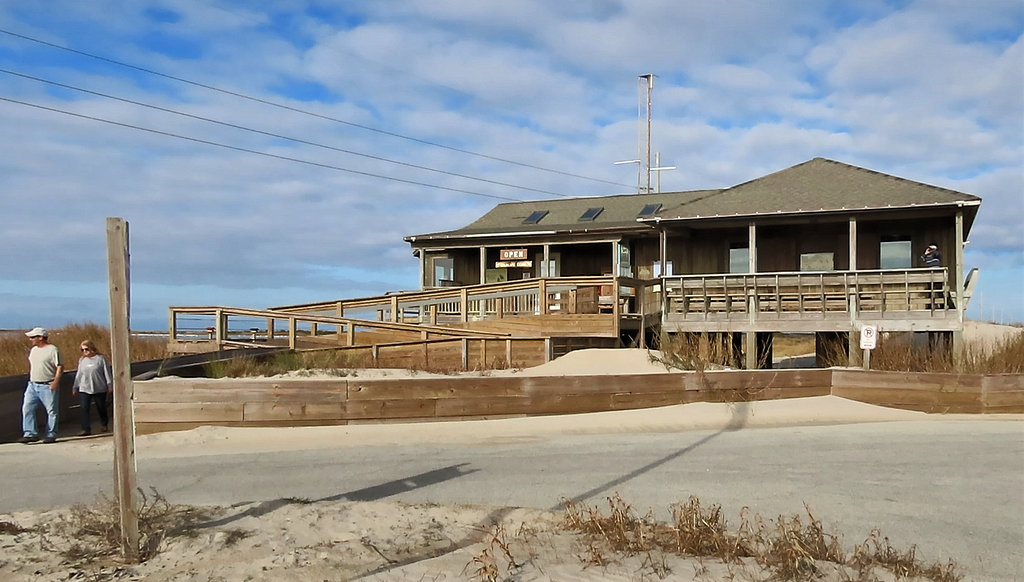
[[656, 152, 661, 193], [638, 74, 654, 194]]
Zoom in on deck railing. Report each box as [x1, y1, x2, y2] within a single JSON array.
[[268, 276, 657, 324], [167, 305, 509, 351], [662, 267, 953, 322]]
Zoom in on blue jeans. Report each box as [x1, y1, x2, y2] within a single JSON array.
[[22, 381, 59, 439]]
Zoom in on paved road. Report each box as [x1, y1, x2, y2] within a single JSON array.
[[2, 419, 1022, 580]]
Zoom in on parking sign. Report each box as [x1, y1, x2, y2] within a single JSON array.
[[860, 325, 878, 350]]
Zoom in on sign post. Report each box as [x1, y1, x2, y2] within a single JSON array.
[[106, 217, 139, 558], [859, 325, 877, 370]]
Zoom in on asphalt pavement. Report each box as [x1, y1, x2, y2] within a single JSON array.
[[1, 418, 1022, 580]]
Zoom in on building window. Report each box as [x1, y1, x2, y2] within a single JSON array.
[[800, 252, 835, 271], [880, 240, 913, 269], [729, 246, 749, 273], [432, 257, 455, 286], [579, 207, 603, 221], [653, 260, 673, 277], [638, 203, 662, 217], [522, 210, 549, 224]]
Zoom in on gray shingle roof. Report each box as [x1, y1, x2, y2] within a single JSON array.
[[406, 158, 981, 241]]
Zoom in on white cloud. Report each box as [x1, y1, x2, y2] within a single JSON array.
[[0, 0, 1021, 327]]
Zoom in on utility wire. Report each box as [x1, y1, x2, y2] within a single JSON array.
[[0, 68, 572, 198], [0, 96, 522, 202], [0, 28, 634, 189]]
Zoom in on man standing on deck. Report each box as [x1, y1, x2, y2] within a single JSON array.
[[18, 327, 63, 444]]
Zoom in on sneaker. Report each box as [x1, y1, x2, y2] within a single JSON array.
[[41, 437, 57, 444], [77, 430, 91, 437], [16, 436, 39, 444]]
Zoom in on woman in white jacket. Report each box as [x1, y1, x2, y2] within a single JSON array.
[[73, 340, 112, 436]]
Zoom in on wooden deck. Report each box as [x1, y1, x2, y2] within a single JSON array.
[[168, 268, 966, 355], [662, 267, 961, 333]]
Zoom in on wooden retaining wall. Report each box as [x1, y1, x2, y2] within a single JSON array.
[[134, 369, 834, 434], [831, 370, 1024, 414], [133, 368, 1024, 435]]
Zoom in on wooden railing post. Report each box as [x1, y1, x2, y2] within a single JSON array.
[[168, 309, 177, 342], [429, 304, 438, 325], [612, 277, 621, 342], [539, 278, 548, 315], [346, 323, 355, 346], [288, 316, 297, 350], [390, 296, 399, 323], [460, 288, 469, 323], [266, 317, 274, 341], [214, 309, 225, 344], [461, 338, 469, 370], [638, 282, 646, 349]]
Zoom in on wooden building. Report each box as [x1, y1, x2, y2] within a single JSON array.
[[405, 158, 981, 367]]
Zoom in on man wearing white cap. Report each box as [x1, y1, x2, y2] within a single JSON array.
[[19, 327, 63, 444]]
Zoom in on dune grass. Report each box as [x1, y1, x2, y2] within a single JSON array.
[[0, 323, 169, 377], [557, 494, 963, 582], [659, 327, 1023, 375], [817, 328, 1024, 374]]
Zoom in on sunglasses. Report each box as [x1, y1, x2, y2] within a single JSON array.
[[81, 347, 92, 352]]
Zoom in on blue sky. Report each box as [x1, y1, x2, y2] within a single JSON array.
[[0, 0, 1021, 330]]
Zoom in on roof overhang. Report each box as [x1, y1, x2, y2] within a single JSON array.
[[638, 200, 982, 226], [405, 224, 655, 244]]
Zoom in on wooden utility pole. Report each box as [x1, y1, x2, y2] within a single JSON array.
[[106, 217, 139, 558]]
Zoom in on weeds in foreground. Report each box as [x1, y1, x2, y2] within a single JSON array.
[[49, 488, 220, 566], [463, 524, 524, 582], [0, 322, 168, 377], [560, 494, 962, 582]]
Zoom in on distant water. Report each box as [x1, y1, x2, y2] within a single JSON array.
[[0, 330, 167, 339]]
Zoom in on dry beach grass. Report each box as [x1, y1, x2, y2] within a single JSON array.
[[0, 491, 968, 582], [0, 323, 168, 377]]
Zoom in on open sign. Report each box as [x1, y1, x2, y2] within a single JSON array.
[[499, 248, 528, 260]]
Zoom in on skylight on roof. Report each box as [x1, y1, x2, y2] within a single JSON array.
[[578, 207, 604, 221], [638, 203, 662, 217], [522, 210, 549, 225]]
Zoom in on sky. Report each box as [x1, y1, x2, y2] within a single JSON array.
[[0, 0, 1021, 331]]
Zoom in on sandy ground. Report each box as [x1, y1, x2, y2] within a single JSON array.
[[1, 322, 1020, 582]]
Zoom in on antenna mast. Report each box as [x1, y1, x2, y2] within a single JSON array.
[[638, 74, 654, 194]]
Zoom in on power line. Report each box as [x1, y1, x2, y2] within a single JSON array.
[[0, 68, 572, 198], [0, 28, 634, 189], [0, 96, 523, 202]]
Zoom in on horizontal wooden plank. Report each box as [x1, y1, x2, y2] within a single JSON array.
[[980, 404, 1024, 414], [981, 391, 1024, 408], [135, 384, 348, 404], [136, 419, 349, 435], [435, 394, 613, 417], [243, 402, 346, 421], [348, 377, 524, 400], [832, 387, 982, 407], [832, 370, 982, 393], [981, 375, 1024, 393], [610, 392, 690, 410], [135, 402, 243, 423], [345, 399, 436, 419]]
